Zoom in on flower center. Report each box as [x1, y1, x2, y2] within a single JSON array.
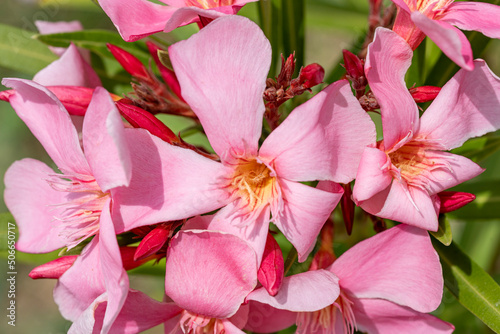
[[296, 290, 356, 334], [47, 173, 109, 249], [184, 0, 234, 9], [415, 0, 453, 18], [178, 311, 224, 334], [387, 139, 448, 191], [227, 158, 277, 215]]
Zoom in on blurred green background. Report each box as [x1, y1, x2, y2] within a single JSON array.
[[0, 0, 499, 333]]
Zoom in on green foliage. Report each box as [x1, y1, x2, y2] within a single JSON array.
[[430, 214, 453, 246], [432, 237, 500, 332], [0, 23, 57, 76]]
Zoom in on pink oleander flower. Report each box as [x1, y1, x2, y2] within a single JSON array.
[[245, 225, 454, 334], [352, 28, 500, 231], [146, 15, 375, 264], [391, 0, 500, 70], [98, 0, 258, 41]]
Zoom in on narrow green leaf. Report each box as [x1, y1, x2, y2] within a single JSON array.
[[432, 237, 500, 332], [258, 0, 282, 77], [430, 214, 452, 246], [282, 0, 305, 75], [34, 30, 150, 64], [0, 24, 57, 75]]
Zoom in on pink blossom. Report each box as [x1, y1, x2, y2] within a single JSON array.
[[245, 225, 454, 334], [391, 0, 500, 70], [97, 0, 258, 42], [352, 28, 500, 231], [163, 230, 259, 333], [145, 16, 375, 264]]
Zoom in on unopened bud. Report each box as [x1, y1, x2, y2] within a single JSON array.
[[298, 63, 324, 89], [409, 86, 441, 103], [439, 191, 475, 213], [257, 233, 284, 296], [134, 224, 173, 261], [146, 42, 183, 100], [342, 49, 366, 90], [340, 183, 355, 235], [107, 43, 152, 84], [309, 220, 336, 271], [116, 100, 178, 144], [29, 256, 77, 279], [277, 54, 296, 87]]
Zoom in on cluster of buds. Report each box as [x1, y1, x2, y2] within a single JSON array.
[[263, 54, 324, 129]]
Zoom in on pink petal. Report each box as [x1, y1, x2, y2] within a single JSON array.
[[365, 27, 419, 151], [5, 159, 66, 253], [81, 291, 182, 334], [111, 130, 230, 232], [259, 80, 376, 183], [83, 87, 131, 192], [416, 151, 484, 195], [246, 270, 340, 312], [33, 43, 101, 88], [99, 203, 129, 333], [442, 2, 500, 39], [330, 224, 443, 313], [165, 230, 258, 319], [244, 301, 297, 333], [411, 11, 474, 70], [54, 238, 105, 321], [274, 179, 343, 262], [98, 0, 178, 41], [169, 16, 271, 159], [164, 6, 230, 32], [2, 78, 90, 175], [207, 202, 270, 267], [352, 147, 394, 203], [419, 60, 500, 149], [359, 178, 441, 230], [354, 298, 455, 334]]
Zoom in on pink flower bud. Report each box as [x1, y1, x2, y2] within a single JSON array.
[[146, 41, 184, 101], [134, 224, 173, 261], [298, 63, 325, 89], [116, 100, 178, 144], [107, 43, 152, 84], [257, 233, 284, 296], [439, 191, 476, 213], [29, 256, 78, 279], [342, 50, 365, 88], [409, 86, 441, 103]]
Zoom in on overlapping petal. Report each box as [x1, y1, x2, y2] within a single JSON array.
[[352, 147, 393, 202], [259, 80, 376, 183], [169, 16, 271, 158], [441, 2, 500, 40]]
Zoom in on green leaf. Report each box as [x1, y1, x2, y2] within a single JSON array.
[[0, 24, 58, 75], [282, 0, 305, 75], [430, 214, 452, 246], [431, 237, 500, 332], [34, 30, 150, 64], [258, 0, 282, 77]]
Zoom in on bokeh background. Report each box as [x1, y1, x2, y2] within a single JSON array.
[[0, 0, 499, 333]]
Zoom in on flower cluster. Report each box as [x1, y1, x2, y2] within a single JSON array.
[[2, 0, 500, 333]]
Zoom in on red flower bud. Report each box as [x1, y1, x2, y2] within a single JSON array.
[[277, 54, 296, 87], [342, 50, 365, 86], [298, 63, 325, 89], [309, 220, 336, 271], [121, 246, 162, 271], [146, 41, 184, 101], [438, 191, 476, 213], [29, 256, 78, 279], [134, 224, 173, 261], [257, 233, 284, 296], [409, 86, 441, 103], [107, 43, 152, 84], [340, 183, 355, 235], [116, 100, 178, 144]]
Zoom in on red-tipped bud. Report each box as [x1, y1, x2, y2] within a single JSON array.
[[310, 220, 336, 271], [409, 86, 441, 103], [0, 89, 14, 102], [121, 246, 162, 271], [116, 100, 178, 144], [277, 54, 296, 87], [134, 225, 173, 261], [439, 191, 476, 213], [146, 41, 183, 100], [29, 256, 78, 279], [257, 233, 284, 296], [342, 50, 366, 91], [107, 43, 152, 84], [340, 183, 355, 235], [298, 63, 324, 89]]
